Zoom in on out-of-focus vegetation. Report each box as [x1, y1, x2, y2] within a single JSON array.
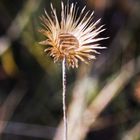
[[0, 0, 139, 140]]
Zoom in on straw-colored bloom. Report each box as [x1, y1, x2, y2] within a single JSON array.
[[39, 2, 106, 68]]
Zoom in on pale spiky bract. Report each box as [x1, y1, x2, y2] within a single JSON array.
[[39, 2, 106, 68]]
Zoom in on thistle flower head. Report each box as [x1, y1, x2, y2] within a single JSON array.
[[39, 2, 106, 68]]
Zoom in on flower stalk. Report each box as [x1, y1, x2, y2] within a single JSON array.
[[62, 58, 67, 140]]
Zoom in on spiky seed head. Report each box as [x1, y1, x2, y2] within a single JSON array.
[[38, 2, 107, 68]]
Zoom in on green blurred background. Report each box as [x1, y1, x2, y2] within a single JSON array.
[[0, 0, 140, 140]]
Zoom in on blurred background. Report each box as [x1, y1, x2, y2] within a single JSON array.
[[0, 0, 140, 140]]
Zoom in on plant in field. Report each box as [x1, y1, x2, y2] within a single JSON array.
[[38, 1, 106, 140]]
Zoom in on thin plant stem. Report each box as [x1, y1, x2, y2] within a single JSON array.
[[62, 58, 67, 140]]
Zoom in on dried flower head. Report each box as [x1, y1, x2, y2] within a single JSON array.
[[39, 2, 106, 68]]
